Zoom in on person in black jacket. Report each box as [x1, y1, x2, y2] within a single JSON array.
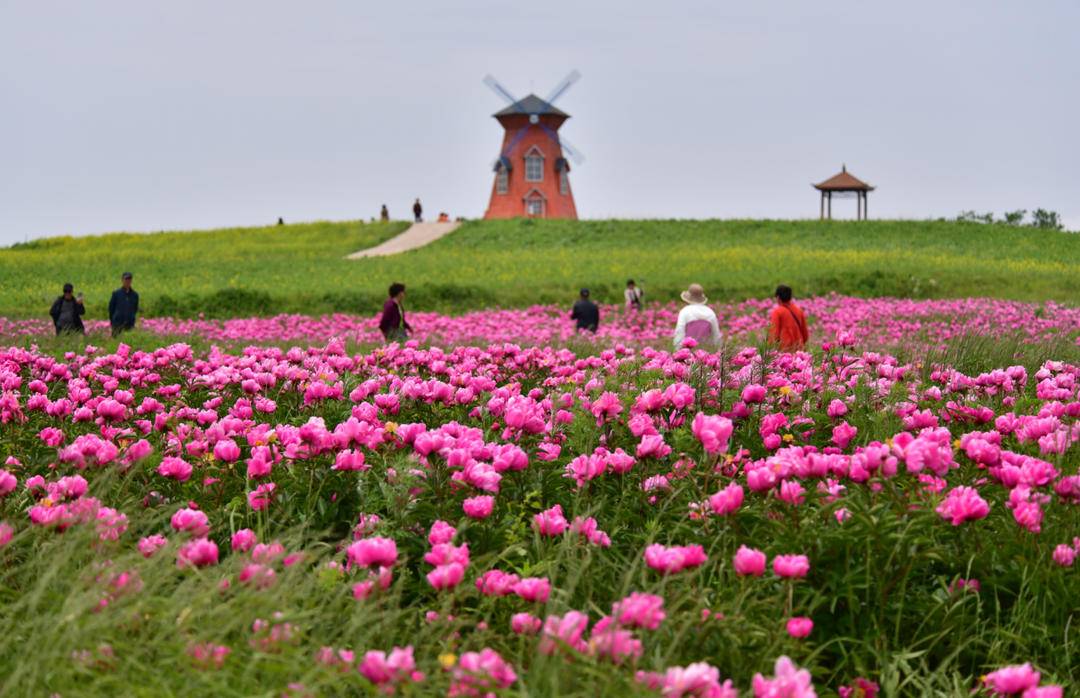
[[412, 198, 423, 223], [570, 288, 600, 333], [49, 282, 86, 335], [108, 272, 139, 337]]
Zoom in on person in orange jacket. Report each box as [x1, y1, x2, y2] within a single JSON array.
[[768, 285, 809, 351]]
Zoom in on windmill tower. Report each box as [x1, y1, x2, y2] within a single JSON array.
[[482, 72, 584, 219]]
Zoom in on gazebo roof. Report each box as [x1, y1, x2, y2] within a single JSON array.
[[493, 94, 569, 118], [813, 165, 875, 191]]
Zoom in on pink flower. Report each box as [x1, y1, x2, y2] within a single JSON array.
[[0, 521, 14, 548], [692, 412, 734, 455], [427, 520, 457, 546], [511, 612, 542, 634], [247, 482, 277, 511], [449, 648, 517, 696], [936, 486, 990, 526], [831, 421, 858, 450], [511, 576, 551, 603], [983, 663, 1040, 695], [838, 678, 879, 698], [636, 434, 672, 459], [590, 391, 624, 425], [635, 662, 738, 698], [734, 545, 767, 576], [346, 537, 398, 569], [359, 646, 424, 688], [589, 618, 643, 664], [1052, 544, 1076, 567], [644, 543, 708, 575], [539, 611, 590, 654], [773, 554, 810, 579], [212, 439, 241, 462], [231, 528, 258, 552], [708, 482, 744, 516], [332, 449, 368, 472], [786, 616, 813, 638], [826, 399, 848, 419], [0, 470, 18, 496], [426, 562, 465, 590], [157, 457, 193, 482], [188, 642, 231, 670], [752, 655, 817, 698], [741, 384, 767, 403], [170, 507, 210, 537], [534, 504, 569, 536], [138, 534, 167, 557], [611, 592, 665, 630], [463, 495, 495, 519], [476, 569, 520, 596], [176, 538, 219, 568], [569, 515, 612, 547], [777, 479, 806, 506]]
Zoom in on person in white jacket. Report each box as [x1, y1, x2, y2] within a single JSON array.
[[673, 283, 721, 348]]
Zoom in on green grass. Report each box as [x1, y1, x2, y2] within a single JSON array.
[[2, 218, 1079, 319]]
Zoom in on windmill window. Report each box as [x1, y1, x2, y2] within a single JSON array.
[[496, 168, 508, 194], [525, 154, 544, 182], [559, 170, 569, 195], [525, 197, 544, 216]]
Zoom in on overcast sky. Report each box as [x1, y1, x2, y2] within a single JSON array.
[[1, 0, 1077, 244]]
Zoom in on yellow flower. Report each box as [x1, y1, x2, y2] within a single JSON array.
[[779, 386, 793, 396], [438, 652, 457, 669], [783, 433, 794, 443], [953, 439, 961, 449], [384, 421, 399, 434], [885, 437, 893, 448]]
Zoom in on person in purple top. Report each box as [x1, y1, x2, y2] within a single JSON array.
[[379, 282, 412, 341]]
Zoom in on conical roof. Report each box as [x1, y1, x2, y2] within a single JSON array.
[[493, 94, 569, 118], [813, 165, 874, 191]]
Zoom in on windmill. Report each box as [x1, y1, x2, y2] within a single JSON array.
[[482, 71, 584, 220]]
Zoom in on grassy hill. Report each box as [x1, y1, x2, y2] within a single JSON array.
[[2, 218, 1078, 319]]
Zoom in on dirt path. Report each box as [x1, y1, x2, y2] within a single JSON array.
[[346, 221, 461, 259]]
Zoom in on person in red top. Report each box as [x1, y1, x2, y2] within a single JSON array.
[[768, 284, 809, 351]]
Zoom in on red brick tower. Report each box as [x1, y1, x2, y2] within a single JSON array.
[[482, 73, 583, 220]]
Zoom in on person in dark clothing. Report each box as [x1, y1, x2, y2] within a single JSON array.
[[378, 282, 412, 341], [108, 272, 139, 338], [380, 205, 390, 222], [412, 198, 423, 223], [570, 288, 600, 333], [49, 282, 86, 335], [277, 217, 284, 225]]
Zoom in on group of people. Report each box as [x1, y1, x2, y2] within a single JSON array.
[[49, 272, 140, 338], [379, 200, 450, 224], [569, 280, 809, 351]]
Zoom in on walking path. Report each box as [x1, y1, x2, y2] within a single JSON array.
[[346, 221, 461, 259]]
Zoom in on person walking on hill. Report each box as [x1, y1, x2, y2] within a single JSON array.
[[571, 289, 600, 333], [673, 283, 721, 348], [108, 272, 139, 338], [412, 198, 423, 223], [379, 282, 412, 341], [49, 282, 85, 336], [625, 279, 643, 311], [768, 284, 810, 352], [380, 204, 390, 222]]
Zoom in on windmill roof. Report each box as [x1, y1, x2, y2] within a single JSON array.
[[493, 94, 569, 118], [813, 166, 874, 191]]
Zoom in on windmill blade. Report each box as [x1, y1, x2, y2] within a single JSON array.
[[482, 74, 520, 106], [538, 122, 586, 165], [501, 125, 533, 158], [544, 69, 581, 106]]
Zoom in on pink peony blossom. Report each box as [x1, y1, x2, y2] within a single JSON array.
[[773, 554, 810, 579], [734, 545, 767, 576]]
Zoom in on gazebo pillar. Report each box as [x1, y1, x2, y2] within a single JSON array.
[[863, 192, 868, 220], [819, 191, 824, 220], [827, 192, 832, 219], [856, 192, 862, 220]]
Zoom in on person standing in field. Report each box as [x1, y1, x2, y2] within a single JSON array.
[[412, 198, 423, 223], [570, 288, 600, 333], [768, 284, 810, 352], [108, 272, 139, 338], [379, 282, 412, 341], [49, 282, 85, 335], [624, 279, 643, 310], [380, 205, 390, 222], [673, 283, 721, 348]]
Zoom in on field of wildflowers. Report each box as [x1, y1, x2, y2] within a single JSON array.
[[3, 218, 1079, 319], [1, 307, 1078, 695]]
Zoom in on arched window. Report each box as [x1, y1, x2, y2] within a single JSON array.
[[524, 147, 544, 182], [496, 169, 508, 194], [523, 189, 545, 217]]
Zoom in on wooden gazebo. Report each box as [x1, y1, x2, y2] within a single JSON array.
[[813, 165, 874, 220]]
